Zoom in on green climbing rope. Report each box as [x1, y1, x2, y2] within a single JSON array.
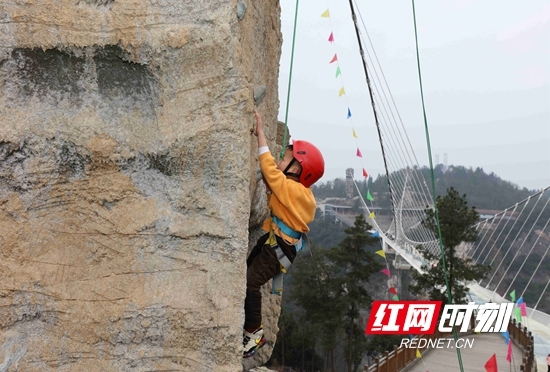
[[280, 0, 300, 160], [410, 1, 465, 371]]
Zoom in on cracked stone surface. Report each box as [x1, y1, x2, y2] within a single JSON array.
[[0, 0, 283, 370]]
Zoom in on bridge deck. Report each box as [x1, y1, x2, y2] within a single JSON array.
[[406, 334, 524, 372]]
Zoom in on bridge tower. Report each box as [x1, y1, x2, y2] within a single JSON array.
[[345, 168, 354, 199]]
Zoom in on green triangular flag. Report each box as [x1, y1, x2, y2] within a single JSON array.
[[510, 290, 516, 302], [366, 190, 374, 201], [514, 307, 522, 322], [335, 66, 341, 78], [393, 295, 399, 301]]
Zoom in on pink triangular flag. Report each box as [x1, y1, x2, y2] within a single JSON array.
[[328, 32, 334, 43], [381, 268, 390, 277], [520, 302, 527, 316], [329, 54, 338, 64], [506, 340, 512, 363], [356, 148, 362, 157]]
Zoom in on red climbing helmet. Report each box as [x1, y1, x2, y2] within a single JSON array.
[[291, 140, 325, 188]]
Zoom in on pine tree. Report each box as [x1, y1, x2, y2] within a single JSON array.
[[326, 214, 381, 372], [409, 187, 491, 304], [289, 244, 345, 372]]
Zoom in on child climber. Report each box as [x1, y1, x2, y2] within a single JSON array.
[[243, 110, 325, 358]]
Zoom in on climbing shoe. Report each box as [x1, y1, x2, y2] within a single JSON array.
[[243, 327, 266, 358]]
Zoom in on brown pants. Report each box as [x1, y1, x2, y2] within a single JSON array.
[[244, 233, 296, 330]]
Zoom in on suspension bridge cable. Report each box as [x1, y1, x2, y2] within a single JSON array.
[[479, 204, 519, 266], [353, 0, 426, 172], [488, 192, 545, 292], [466, 224, 483, 257], [483, 198, 533, 287], [522, 242, 550, 299], [533, 274, 550, 313], [471, 216, 498, 261], [485, 202, 530, 269], [475, 209, 509, 264], [358, 73, 435, 244], [355, 32, 434, 218], [347, 7, 437, 245], [353, 0, 435, 216], [410, 2, 464, 370], [503, 196, 550, 296], [467, 220, 489, 257], [472, 186, 550, 228], [346, 0, 397, 225]]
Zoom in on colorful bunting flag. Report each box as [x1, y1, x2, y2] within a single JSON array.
[[520, 302, 527, 317], [393, 295, 399, 301], [506, 341, 512, 363], [336, 66, 341, 78], [321, 9, 330, 18], [516, 297, 524, 305], [328, 32, 334, 43], [501, 330, 509, 345], [362, 168, 368, 177], [484, 353, 498, 372], [366, 190, 374, 201], [375, 250, 386, 258], [415, 349, 421, 358], [339, 87, 345, 96], [353, 128, 359, 138], [369, 212, 376, 219], [356, 148, 362, 157], [371, 231, 380, 238], [389, 287, 397, 295], [329, 53, 338, 64], [381, 268, 390, 276], [514, 307, 522, 322], [510, 290, 516, 302], [408, 334, 414, 340], [346, 107, 351, 118]]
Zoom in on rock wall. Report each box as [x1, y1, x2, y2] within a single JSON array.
[[0, 0, 283, 370]]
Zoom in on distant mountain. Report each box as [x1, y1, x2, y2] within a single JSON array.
[[312, 165, 538, 210]]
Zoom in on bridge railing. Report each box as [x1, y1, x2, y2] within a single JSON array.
[[509, 319, 535, 372], [364, 317, 535, 372]]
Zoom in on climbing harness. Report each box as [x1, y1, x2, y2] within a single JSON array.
[[269, 215, 311, 295]]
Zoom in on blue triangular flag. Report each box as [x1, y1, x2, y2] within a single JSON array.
[[517, 297, 524, 305], [371, 231, 380, 238], [347, 108, 352, 119], [409, 334, 414, 340], [501, 330, 509, 345]]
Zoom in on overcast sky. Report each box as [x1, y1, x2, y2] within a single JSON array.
[[277, 0, 550, 191]]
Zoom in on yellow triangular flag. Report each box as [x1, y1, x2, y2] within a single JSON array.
[[416, 349, 421, 358], [321, 9, 330, 18], [339, 87, 345, 96], [352, 128, 358, 138], [369, 212, 376, 219], [375, 250, 386, 258]]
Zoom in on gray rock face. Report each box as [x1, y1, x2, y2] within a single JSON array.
[[0, 0, 283, 370]]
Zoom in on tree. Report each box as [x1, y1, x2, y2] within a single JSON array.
[[288, 244, 346, 372], [326, 214, 382, 372], [409, 187, 491, 304]]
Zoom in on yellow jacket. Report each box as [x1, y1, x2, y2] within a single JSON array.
[[259, 150, 316, 244]]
